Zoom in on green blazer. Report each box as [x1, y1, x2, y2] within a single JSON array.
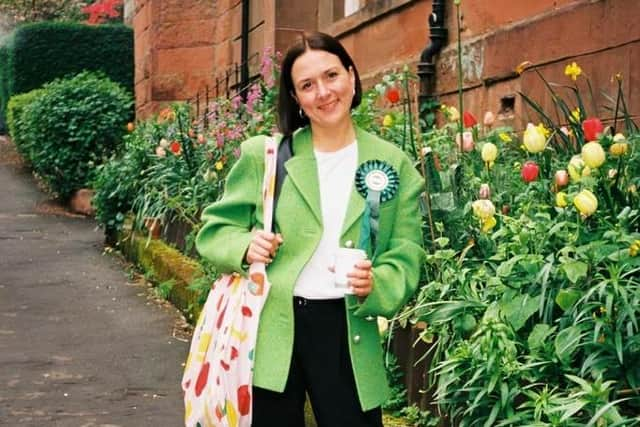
[[196, 126, 425, 410]]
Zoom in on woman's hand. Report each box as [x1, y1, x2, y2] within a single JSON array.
[[346, 260, 374, 297], [245, 231, 283, 265]]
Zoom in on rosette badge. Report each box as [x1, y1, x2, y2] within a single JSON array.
[[355, 160, 399, 203], [355, 160, 399, 251]]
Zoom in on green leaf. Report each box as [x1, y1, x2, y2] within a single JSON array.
[[528, 323, 556, 350], [555, 326, 584, 365], [501, 294, 541, 332], [483, 400, 500, 427], [562, 261, 588, 284], [555, 288, 582, 311]]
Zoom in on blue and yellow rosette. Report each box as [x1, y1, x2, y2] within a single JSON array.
[[355, 160, 399, 253]]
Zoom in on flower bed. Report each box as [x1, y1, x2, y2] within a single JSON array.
[[93, 49, 640, 424]]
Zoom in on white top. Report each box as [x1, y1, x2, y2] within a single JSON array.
[[293, 140, 358, 299]]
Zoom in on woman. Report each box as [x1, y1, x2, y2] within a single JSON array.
[[196, 31, 425, 427]]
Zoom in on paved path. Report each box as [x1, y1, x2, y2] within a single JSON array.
[[0, 143, 188, 426]]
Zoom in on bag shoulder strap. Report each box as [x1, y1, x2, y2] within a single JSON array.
[[263, 134, 293, 233], [273, 134, 293, 227]]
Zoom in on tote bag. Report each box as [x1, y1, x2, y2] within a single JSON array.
[[182, 136, 278, 427]]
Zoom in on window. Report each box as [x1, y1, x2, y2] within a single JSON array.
[[344, 0, 362, 17], [319, 0, 415, 35]]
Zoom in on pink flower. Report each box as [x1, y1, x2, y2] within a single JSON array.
[[155, 146, 166, 157], [456, 131, 475, 152], [483, 111, 495, 127]]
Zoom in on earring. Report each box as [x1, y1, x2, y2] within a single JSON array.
[[299, 108, 305, 119]]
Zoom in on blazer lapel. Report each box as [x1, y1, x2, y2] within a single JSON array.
[[340, 127, 377, 237], [283, 128, 322, 225]]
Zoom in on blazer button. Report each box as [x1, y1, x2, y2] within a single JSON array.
[[353, 335, 361, 344]]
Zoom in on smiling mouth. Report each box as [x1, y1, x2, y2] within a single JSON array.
[[318, 100, 338, 110]]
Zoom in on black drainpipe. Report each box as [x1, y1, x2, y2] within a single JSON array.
[[240, 0, 250, 99], [417, 0, 448, 130]]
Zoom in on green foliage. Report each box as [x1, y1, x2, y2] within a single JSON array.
[[155, 278, 176, 300], [93, 49, 280, 242], [0, 39, 12, 130], [20, 71, 133, 199], [393, 63, 640, 424], [399, 405, 439, 427], [382, 348, 408, 414], [6, 89, 44, 160], [0, 22, 133, 123]]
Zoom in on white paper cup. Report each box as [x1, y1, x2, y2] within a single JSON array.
[[334, 247, 367, 293]]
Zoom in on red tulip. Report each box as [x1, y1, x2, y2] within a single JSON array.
[[521, 161, 540, 183], [169, 141, 182, 155], [582, 117, 604, 142], [385, 87, 401, 104], [463, 111, 478, 128]]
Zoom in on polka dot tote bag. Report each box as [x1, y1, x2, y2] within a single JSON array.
[[182, 137, 277, 427]]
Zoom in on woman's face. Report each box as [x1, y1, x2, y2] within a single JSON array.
[[290, 49, 355, 130]]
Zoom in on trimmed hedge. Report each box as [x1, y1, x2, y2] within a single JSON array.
[[19, 71, 133, 200], [0, 37, 13, 131], [0, 22, 133, 128]]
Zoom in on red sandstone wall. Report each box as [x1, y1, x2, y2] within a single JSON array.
[[333, 0, 639, 128], [133, 0, 639, 127], [133, 0, 239, 118]]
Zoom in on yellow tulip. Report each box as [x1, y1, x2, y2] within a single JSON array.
[[472, 199, 496, 221], [523, 123, 546, 153], [481, 216, 497, 233], [568, 155, 591, 182], [447, 106, 460, 122], [481, 142, 498, 163], [574, 189, 598, 217], [581, 142, 606, 168], [215, 161, 224, 171], [382, 114, 394, 127], [556, 192, 568, 208], [610, 142, 628, 157]]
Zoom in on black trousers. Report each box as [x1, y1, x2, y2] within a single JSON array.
[[252, 297, 383, 427]]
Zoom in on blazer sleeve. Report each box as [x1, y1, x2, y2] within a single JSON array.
[[354, 156, 426, 319], [195, 137, 262, 274]]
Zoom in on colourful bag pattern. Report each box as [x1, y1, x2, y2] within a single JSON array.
[[182, 137, 277, 427]]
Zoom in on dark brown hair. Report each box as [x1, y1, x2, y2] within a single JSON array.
[[277, 31, 362, 136]]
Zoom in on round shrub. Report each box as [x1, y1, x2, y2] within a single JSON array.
[[6, 88, 44, 161], [21, 71, 133, 200]]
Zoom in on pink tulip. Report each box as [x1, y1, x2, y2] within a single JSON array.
[[456, 131, 475, 152]]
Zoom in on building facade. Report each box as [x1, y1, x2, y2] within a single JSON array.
[[130, 0, 639, 128]]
